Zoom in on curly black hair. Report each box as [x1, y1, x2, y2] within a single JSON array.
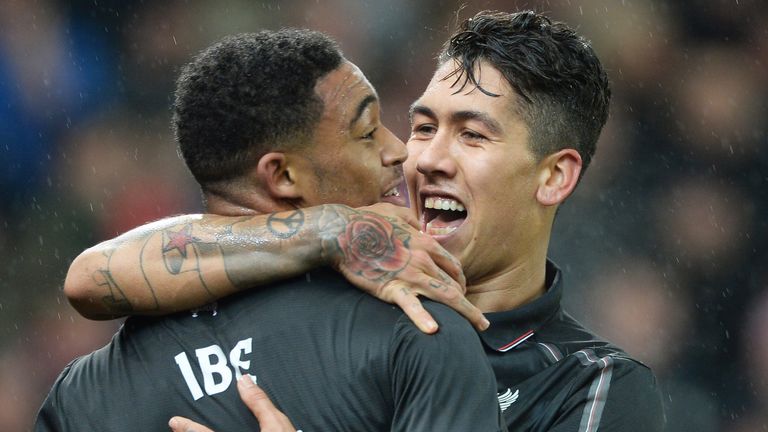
[[440, 10, 611, 177], [173, 29, 343, 187]]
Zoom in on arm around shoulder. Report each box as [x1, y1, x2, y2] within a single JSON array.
[[64, 204, 483, 336], [64, 208, 340, 319], [64, 214, 220, 320]]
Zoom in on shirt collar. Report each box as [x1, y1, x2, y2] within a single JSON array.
[[478, 259, 563, 353]]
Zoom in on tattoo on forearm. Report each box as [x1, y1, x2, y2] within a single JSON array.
[[161, 225, 202, 274], [212, 210, 308, 290], [329, 208, 412, 282], [93, 248, 134, 313], [152, 223, 217, 300], [267, 209, 305, 239]]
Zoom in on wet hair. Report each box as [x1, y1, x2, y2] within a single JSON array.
[[173, 29, 343, 188], [440, 10, 611, 177]]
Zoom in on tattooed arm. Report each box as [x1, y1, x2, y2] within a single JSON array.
[[64, 204, 487, 332]]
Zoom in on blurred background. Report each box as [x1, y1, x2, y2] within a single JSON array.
[[0, 0, 765, 430]]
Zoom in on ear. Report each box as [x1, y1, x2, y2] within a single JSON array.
[[535, 149, 582, 206], [255, 152, 302, 200]]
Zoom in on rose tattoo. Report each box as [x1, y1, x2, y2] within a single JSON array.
[[336, 213, 411, 281]]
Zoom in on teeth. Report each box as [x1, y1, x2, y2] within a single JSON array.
[[424, 197, 465, 212], [384, 187, 399, 197]]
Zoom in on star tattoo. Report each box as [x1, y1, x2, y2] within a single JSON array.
[[162, 225, 200, 258]]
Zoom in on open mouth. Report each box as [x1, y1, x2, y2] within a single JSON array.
[[380, 183, 409, 207], [422, 196, 467, 236], [380, 167, 409, 207], [384, 186, 400, 197]]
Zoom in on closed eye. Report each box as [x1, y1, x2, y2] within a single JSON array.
[[412, 124, 437, 136], [461, 129, 488, 144], [361, 127, 378, 140]]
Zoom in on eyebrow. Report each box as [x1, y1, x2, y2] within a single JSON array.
[[409, 103, 434, 124], [410, 103, 504, 136], [349, 94, 378, 128]]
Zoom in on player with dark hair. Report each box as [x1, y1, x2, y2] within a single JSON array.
[[60, 10, 665, 432], [174, 31, 342, 185], [439, 11, 609, 175], [35, 29, 505, 432]]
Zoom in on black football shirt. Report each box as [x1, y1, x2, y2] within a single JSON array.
[[483, 261, 665, 431], [36, 269, 505, 432]]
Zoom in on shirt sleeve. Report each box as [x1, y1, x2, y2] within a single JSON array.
[[34, 362, 74, 432], [548, 357, 665, 432], [389, 301, 506, 432]]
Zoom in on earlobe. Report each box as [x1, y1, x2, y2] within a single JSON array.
[[255, 152, 302, 200], [535, 149, 582, 206]]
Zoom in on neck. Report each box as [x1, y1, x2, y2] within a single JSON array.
[[204, 185, 291, 216], [466, 237, 550, 313], [466, 258, 547, 313]]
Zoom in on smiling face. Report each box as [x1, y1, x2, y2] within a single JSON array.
[[406, 60, 552, 283], [298, 61, 407, 208]]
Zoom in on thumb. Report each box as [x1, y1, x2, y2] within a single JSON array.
[[168, 416, 214, 432]]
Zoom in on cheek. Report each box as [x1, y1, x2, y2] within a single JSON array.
[[469, 158, 533, 213], [462, 155, 499, 191], [405, 140, 423, 167], [403, 158, 417, 180], [404, 143, 425, 179], [403, 150, 421, 186], [343, 154, 382, 192]]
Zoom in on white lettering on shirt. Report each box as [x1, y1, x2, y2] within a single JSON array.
[[174, 337, 254, 400]]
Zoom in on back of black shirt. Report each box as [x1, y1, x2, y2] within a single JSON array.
[[36, 269, 504, 432]]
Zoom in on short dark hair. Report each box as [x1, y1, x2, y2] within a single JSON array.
[[173, 29, 343, 187], [440, 10, 611, 176]]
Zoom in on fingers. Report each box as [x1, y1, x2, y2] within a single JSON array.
[[345, 204, 489, 333], [391, 208, 420, 230], [168, 416, 214, 432], [390, 282, 439, 334], [237, 375, 297, 431], [389, 277, 489, 333], [418, 273, 489, 332], [167, 377, 296, 432], [422, 239, 466, 292]]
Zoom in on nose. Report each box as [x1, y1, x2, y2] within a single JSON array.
[[414, 131, 456, 178], [380, 126, 408, 166]]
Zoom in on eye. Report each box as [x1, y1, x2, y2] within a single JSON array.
[[411, 123, 437, 137], [460, 129, 488, 145], [361, 127, 377, 140]]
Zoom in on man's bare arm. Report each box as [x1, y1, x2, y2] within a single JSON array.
[[65, 204, 488, 332]]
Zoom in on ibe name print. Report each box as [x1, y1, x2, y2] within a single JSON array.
[[174, 337, 254, 400]]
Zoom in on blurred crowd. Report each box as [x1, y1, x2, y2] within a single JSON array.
[[0, 0, 765, 430]]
